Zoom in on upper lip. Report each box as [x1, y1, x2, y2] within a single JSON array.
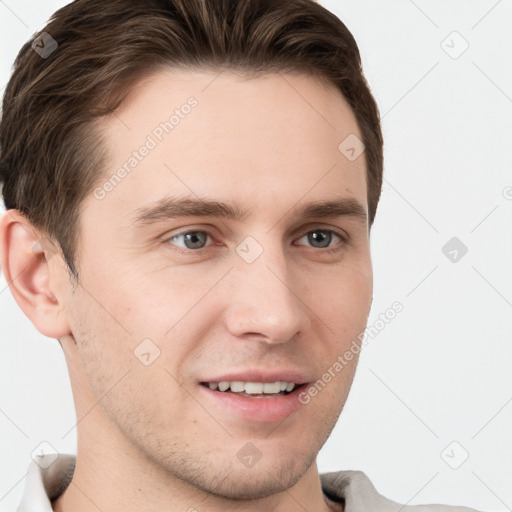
[[199, 370, 310, 385]]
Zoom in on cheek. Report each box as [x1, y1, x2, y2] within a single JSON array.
[[69, 266, 224, 395], [73, 265, 205, 357], [316, 259, 373, 339], [112, 262, 229, 336], [69, 296, 193, 430], [69, 300, 133, 392]]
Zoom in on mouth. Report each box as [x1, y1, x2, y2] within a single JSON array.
[[197, 381, 310, 422], [200, 380, 305, 396]]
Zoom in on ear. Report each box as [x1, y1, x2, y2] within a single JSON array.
[[0, 209, 72, 339]]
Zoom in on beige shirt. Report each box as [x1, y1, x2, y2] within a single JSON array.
[[17, 454, 481, 512]]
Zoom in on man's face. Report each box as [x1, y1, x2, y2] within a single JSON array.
[[56, 69, 372, 498]]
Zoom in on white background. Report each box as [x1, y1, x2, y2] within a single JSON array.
[[1, 1, 511, 511]]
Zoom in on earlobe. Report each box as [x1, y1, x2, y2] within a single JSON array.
[[0, 209, 72, 340]]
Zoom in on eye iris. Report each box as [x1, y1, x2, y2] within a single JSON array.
[[184, 231, 207, 249], [308, 231, 331, 248]]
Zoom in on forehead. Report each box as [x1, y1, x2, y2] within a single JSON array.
[[87, 68, 367, 228], [106, 68, 363, 152]]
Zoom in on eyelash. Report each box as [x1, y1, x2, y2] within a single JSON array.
[[164, 227, 348, 256]]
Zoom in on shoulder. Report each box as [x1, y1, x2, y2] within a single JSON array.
[[320, 470, 482, 512]]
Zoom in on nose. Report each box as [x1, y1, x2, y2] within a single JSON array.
[[223, 241, 311, 344]]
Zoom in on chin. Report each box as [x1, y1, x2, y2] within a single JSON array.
[[155, 446, 315, 501], [205, 460, 309, 500]]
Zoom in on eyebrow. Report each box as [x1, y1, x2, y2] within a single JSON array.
[[131, 195, 367, 226]]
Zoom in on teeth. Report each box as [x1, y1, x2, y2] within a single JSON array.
[[205, 381, 297, 394], [245, 382, 263, 394], [218, 381, 230, 392], [230, 381, 245, 392], [263, 382, 281, 393]]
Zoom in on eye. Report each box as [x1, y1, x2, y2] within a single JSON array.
[[295, 229, 345, 250], [164, 227, 346, 254], [167, 230, 212, 250]]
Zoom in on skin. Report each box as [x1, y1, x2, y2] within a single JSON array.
[[0, 69, 373, 512]]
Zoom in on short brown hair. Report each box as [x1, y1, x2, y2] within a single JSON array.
[[0, 0, 383, 279]]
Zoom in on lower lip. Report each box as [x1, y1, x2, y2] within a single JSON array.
[[197, 384, 307, 423]]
